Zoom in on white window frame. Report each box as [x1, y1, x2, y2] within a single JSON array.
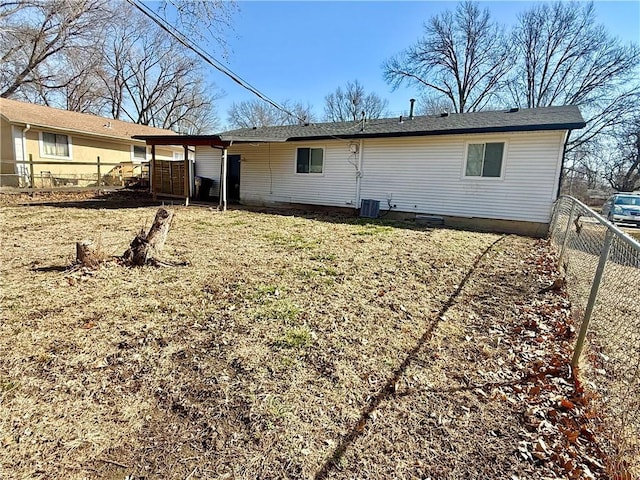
[[173, 150, 195, 161], [294, 146, 325, 175], [131, 144, 149, 163], [39, 131, 72, 159], [462, 139, 507, 180]]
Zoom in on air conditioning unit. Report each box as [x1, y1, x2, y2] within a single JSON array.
[[360, 199, 380, 218]]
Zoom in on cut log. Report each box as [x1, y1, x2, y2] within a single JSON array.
[[76, 240, 100, 268], [122, 208, 174, 266]]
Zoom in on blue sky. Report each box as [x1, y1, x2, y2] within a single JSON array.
[[206, 1, 640, 127]]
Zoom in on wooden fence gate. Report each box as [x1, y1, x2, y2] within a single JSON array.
[[153, 160, 186, 197]]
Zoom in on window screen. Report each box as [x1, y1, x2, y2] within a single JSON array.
[[465, 144, 484, 176]]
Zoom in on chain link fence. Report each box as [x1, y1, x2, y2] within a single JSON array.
[[550, 195, 640, 477]]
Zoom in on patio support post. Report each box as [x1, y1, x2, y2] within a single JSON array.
[[220, 147, 228, 211], [151, 144, 156, 201], [183, 145, 189, 206]]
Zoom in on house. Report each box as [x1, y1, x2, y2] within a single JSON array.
[[135, 105, 585, 236], [0, 97, 183, 188]]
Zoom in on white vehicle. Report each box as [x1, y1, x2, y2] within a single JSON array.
[[601, 192, 640, 227]]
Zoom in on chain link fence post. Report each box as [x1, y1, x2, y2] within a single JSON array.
[[558, 201, 576, 266], [570, 228, 613, 368]]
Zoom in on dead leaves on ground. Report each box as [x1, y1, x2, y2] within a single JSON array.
[[487, 239, 611, 480]]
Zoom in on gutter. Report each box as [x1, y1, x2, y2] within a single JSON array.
[[280, 123, 588, 143], [13, 122, 176, 143]]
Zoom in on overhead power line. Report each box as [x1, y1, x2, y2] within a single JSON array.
[[125, 0, 368, 145], [125, 0, 304, 124]]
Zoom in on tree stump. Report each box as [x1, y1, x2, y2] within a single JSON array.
[[122, 208, 174, 266], [76, 240, 100, 268]]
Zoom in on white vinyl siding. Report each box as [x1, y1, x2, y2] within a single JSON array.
[[222, 141, 356, 207], [194, 130, 565, 224], [194, 145, 221, 196], [359, 131, 565, 223]]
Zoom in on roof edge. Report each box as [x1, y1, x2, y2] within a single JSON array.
[[231, 122, 586, 143], [3, 118, 169, 144], [133, 134, 231, 147]]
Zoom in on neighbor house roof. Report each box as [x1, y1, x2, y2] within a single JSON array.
[[0, 97, 177, 142], [218, 105, 585, 143]]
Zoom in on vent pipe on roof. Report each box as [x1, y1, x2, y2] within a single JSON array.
[[440, 111, 449, 117], [399, 115, 403, 124], [409, 98, 416, 119]]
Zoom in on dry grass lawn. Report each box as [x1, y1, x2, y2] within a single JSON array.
[[0, 192, 600, 479]]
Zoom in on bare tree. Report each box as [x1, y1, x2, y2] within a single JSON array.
[[55, 50, 110, 113], [602, 116, 640, 192], [561, 141, 607, 197], [383, 1, 511, 113], [156, 77, 221, 134], [59, 2, 221, 132], [157, 0, 238, 58], [323, 80, 388, 122], [1, 0, 232, 130], [227, 99, 315, 128], [120, 33, 219, 131], [0, 0, 110, 100], [414, 93, 454, 116], [509, 1, 640, 152]]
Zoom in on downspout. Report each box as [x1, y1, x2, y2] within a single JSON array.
[[22, 123, 31, 187], [556, 130, 572, 199], [355, 139, 364, 209]]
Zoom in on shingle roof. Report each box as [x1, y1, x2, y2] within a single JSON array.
[[219, 105, 585, 142], [0, 97, 177, 141]]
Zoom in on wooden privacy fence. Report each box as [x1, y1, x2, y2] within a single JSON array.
[[0, 155, 149, 191], [153, 160, 186, 197]]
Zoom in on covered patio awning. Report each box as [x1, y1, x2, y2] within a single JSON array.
[[132, 135, 232, 148], [132, 134, 233, 210]]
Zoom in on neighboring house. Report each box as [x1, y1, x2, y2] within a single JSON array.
[[136, 106, 585, 236], [0, 97, 182, 187]]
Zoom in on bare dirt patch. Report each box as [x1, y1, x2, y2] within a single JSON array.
[[0, 194, 607, 479]]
